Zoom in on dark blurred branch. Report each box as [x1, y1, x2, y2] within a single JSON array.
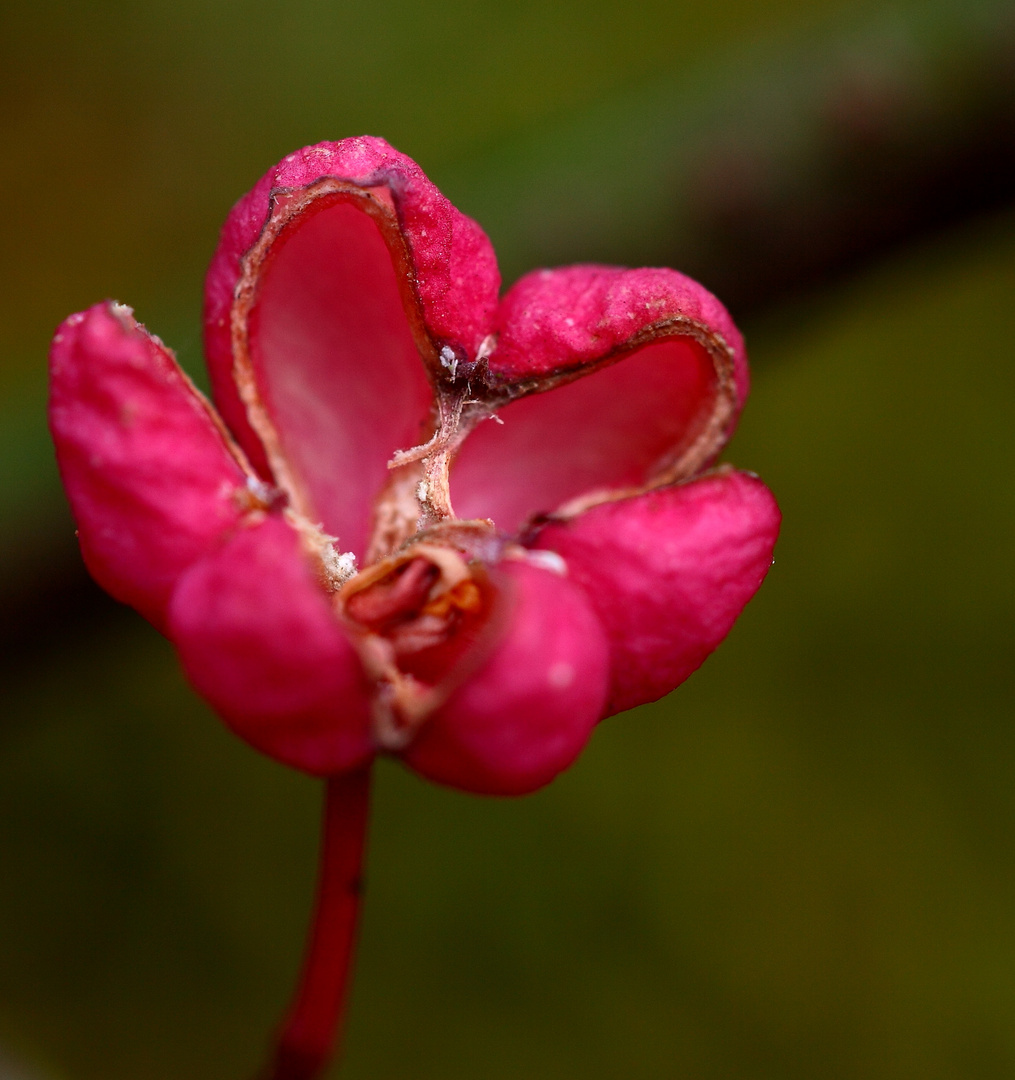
[[5, 0, 1015, 669], [447, 0, 1015, 316], [681, 11, 1015, 314]]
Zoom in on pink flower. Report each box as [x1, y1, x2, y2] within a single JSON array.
[[49, 137, 780, 1078], [49, 136, 779, 798]]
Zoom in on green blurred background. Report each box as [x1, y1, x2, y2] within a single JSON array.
[[2, 0, 1015, 1077]]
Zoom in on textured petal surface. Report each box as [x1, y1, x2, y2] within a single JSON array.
[[169, 515, 373, 776], [452, 266, 747, 532], [489, 265, 747, 395], [402, 559, 610, 796], [204, 137, 500, 553], [534, 471, 780, 715], [49, 302, 251, 633]]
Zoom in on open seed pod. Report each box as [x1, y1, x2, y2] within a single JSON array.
[[50, 136, 779, 796]]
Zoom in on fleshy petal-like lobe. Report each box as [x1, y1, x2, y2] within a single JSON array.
[[402, 560, 610, 796], [452, 266, 747, 532], [490, 265, 748, 394], [49, 302, 251, 633], [534, 471, 780, 715], [240, 194, 433, 556], [169, 516, 373, 776], [204, 137, 500, 554]]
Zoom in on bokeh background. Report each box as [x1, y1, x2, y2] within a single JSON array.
[[3, 0, 1015, 1077]]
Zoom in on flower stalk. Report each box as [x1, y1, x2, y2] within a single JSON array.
[[262, 768, 372, 1080]]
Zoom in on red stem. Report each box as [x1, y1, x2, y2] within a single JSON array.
[[260, 766, 372, 1080]]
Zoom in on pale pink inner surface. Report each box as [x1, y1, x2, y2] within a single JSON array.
[[451, 338, 716, 533], [248, 199, 433, 556]]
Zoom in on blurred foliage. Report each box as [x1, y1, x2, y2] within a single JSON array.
[[2, 0, 1015, 1077]]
